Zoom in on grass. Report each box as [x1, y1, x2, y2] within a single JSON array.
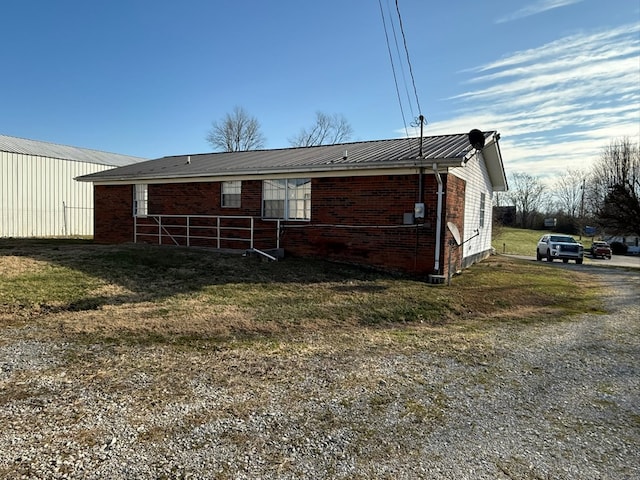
[[0, 239, 605, 346], [492, 226, 603, 256], [492, 226, 543, 255]]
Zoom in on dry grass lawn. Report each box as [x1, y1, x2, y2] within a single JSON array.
[[0, 241, 603, 347], [0, 241, 605, 387]]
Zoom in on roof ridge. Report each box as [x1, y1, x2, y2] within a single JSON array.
[[0, 133, 145, 159], [165, 133, 479, 159]]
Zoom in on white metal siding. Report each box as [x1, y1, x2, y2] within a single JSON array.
[[0, 151, 112, 237], [450, 153, 495, 261]]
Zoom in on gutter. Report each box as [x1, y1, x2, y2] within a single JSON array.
[[75, 157, 467, 184]]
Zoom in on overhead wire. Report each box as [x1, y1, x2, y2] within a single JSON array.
[[394, 0, 423, 121], [378, 0, 410, 138], [385, 0, 415, 122], [379, 0, 426, 148]]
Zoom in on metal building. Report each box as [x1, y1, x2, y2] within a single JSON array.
[[0, 134, 144, 237]]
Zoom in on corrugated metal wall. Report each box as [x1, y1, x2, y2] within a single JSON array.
[[0, 151, 111, 237]]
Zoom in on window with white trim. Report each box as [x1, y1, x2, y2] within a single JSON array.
[[133, 184, 148, 217], [262, 179, 311, 220], [222, 180, 241, 208], [479, 193, 486, 228]]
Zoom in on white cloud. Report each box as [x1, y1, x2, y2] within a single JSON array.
[[419, 22, 640, 183], [495, 0, 585, 24]]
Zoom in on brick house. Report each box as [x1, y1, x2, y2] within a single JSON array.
[[77, 131, 507, 279]]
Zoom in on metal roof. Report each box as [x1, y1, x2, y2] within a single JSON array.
[[0, 134, 146, 167], [78, 132, 503, 185]]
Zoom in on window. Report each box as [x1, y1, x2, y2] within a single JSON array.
[[479, 193, 486, 227], [222, 180, 241, 208], [262, 178, 311, 220], [133, 184, 148, 217]]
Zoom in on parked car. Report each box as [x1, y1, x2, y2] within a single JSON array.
[[536, 234, 584, 264], [590, 241, 612, 259]]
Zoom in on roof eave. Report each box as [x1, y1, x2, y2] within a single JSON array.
[[482, 133, 508, 192], [76, 156, 466, 183]]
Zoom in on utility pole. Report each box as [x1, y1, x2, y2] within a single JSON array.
[[579, 178, 585, 240]]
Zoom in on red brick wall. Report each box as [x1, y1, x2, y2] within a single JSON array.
[[442, 175, 466, 277], [92, 173, 467, 276], [148, 181, 263, 216], [281, 175, 437, 274], [94, 185, 134, 243]]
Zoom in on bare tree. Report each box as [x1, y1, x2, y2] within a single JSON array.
[[206, 106, 266, 152], [587, 137, 640, 235], [288, 111, 353, 147], [553, 169, 585, 218], [506, 172, 546, 228], [493, 191, 507, 207]]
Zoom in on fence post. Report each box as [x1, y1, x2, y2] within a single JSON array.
[[216, 217, 221, 249], [250, 217, 254, 249], [62, 201, 68, 237]]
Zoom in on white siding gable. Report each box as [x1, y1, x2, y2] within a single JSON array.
[[449, 152, 495, 261]]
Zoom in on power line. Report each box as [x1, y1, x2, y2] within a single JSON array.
[[385, 0, 415, 122], [379, 0, 426, 140], [378, 0, 410, 137], [394, 0, 423, 119]]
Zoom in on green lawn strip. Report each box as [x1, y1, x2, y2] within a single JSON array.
[[492, 226, 602, 256], [0, 263, 103, 309], [492, 226, 544, 255]]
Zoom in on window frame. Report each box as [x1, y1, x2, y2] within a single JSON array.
[[133, 184, 148, 218], [479, 192, 486, 228], [262, 178, 311, 221], [221, 180, 242, 208]]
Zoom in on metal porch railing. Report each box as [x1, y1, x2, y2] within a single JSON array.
[[134, 214, 281, 251]]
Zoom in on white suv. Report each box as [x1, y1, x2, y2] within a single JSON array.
[[536, 234, 584, 264]]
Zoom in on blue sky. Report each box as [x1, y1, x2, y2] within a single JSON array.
[[1, 0, 638, 180]]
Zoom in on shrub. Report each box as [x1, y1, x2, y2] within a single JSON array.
[[610, 241, 628, 255]]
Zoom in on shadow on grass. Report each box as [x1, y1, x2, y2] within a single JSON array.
[[0, 238, 396, 316]]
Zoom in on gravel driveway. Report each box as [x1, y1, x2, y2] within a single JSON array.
[[1, 267, 638, 479]]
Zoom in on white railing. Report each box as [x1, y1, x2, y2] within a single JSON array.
[[134, 214, 281, 250]]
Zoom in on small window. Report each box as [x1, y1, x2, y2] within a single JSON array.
[[133, 184, 148, 217], [479, 193, 486, 227], [262, 178, 311, 220], [222, 180, 241, 208]]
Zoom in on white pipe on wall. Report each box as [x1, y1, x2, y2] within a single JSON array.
[[433, 163, 443, 273]]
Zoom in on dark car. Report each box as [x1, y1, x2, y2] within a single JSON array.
[[590, 241, 612, 259]]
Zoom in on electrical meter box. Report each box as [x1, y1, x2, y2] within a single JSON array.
[[414, 203, 425, 219]]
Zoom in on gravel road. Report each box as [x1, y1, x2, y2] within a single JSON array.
[[0, 267, 638, 479]]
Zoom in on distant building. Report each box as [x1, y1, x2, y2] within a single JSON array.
[[0, 134, 144, 237], [605, 235, 640, 255]]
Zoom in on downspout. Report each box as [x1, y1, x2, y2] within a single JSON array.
[[433, 163, 443, 273]]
